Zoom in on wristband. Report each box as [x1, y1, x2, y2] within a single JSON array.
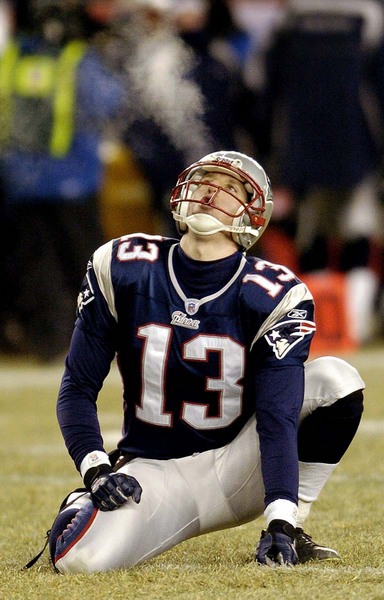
[[80, 450, 111, 479]]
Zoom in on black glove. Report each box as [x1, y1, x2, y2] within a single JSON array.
[[255, 519, 298, 566], [84, 465, 142, 512]]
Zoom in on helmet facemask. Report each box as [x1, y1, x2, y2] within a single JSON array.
[[170, 151, 273, 250]]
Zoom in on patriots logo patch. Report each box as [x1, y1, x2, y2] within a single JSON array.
[[77, 286, 95, 312], [264, 319, 316, 359], [77, 273, 95, 312]]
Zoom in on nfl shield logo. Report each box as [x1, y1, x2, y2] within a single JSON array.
[[185, 298, 200, 315]]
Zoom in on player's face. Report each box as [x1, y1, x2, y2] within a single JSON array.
[[188, 172, 248, 226]]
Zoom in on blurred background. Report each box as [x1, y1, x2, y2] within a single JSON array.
[[1, 5, 383, 589], [0, 0, 384, 363]]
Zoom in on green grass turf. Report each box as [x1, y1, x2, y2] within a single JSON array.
[[1, 344, 383, 599]]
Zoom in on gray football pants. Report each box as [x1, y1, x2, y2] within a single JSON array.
[[54, 356, 364, 573]]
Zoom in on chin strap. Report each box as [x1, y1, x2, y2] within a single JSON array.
[[184, 214, 227, 236], [174, 212, 256, 236], [173, 213, 259, 252]]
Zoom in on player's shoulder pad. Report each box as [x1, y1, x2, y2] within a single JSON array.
[[92, 233, 177, 304], [87, 234, 176, 321], [241, 256, 311, 303], [92, 233, 176, 271], [243, 258, 316, 356], [111, 233, 177, 262]]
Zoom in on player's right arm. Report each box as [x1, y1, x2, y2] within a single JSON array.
[[57, 254, 117, 473], [57, 239, 145, 511]]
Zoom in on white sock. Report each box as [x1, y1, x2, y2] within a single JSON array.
[[297, 461, 338, 528]]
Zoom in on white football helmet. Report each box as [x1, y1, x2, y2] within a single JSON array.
[[170, 150, 273, 250]]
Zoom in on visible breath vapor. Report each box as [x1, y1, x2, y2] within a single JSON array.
[[123, 25, 214, 162]]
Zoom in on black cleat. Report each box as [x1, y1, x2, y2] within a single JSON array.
[[295, 528, 340, 563]]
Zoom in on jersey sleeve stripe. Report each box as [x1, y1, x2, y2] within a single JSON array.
[[250, 282, 314, 350], [92, 240, 117, 321]]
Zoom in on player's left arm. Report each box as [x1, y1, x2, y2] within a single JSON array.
[[253, 349, 309, 564], [247, 273, 315, 565]]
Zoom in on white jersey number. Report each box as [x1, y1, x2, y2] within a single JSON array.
[[136, 325, 244, 430], [243, 260, 296, 298]]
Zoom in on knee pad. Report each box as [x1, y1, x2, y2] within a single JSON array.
[[304, 356, 365, 409]]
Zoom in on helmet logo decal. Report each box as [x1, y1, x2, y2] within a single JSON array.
[[213, 155, 242, 167]]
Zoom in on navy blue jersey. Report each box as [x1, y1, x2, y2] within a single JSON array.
[[57, 234, 315, 505]]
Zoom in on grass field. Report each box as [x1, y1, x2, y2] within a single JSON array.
[[1, 344, 384, 600]]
